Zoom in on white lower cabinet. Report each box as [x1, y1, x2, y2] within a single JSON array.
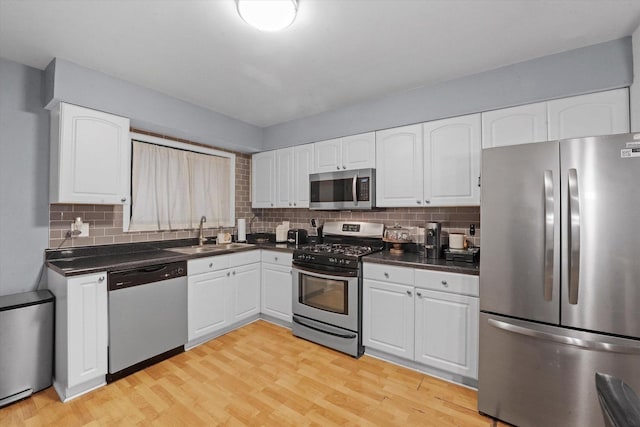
[[261, 251, 293, 323], [362, 279, 414, 359], [187, 251, 261, 343], [47, 270, 108, 401], [414, 289, 479, 379], [363, 262, 479, 381]]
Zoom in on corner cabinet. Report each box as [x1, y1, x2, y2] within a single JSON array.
[[47, 269, 108, 401], [50, 102, 131, 204]]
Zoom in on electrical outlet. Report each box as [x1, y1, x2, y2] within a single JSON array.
[[70, 222, 89, 237]]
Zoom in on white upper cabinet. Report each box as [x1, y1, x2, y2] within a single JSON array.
[[252, 151, 276, 208], [293, 145, 314, 208], [482, 102, 548, 148], [340, 132, 376, 170], [547, 88, 630, 140], [375, 124, 424, 207], [50, 102, 130, 204], [314, 132, 375, 173], [423, 114, 481, 206], [314, 138, 342, 173], [275, 148, 294, 208]]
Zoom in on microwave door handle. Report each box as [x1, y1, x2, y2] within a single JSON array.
[[352, 173, 358, 204]]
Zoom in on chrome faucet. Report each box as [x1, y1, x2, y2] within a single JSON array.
[[198, 216, 207, 246]]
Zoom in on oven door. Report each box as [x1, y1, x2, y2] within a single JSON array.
[[292, 264, 359, 331]]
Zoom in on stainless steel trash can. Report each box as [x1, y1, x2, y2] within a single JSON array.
[[0, 290, 54, 407]]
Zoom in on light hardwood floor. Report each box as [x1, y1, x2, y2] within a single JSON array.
[[1, 320, 503, 426]]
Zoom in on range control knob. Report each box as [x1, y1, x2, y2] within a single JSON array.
[[177, 267, 185, 275]]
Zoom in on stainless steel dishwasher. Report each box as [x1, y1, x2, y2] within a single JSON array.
[[107, 260, 187, 382]]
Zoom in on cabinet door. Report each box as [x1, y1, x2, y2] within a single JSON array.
[[363, 279, 414, 359], [275, 148, 294, 207], [314, 138, 342, 173], [341, 132, 375, 170], [375, 124, 424, 207], [54, 103, 130, 204], [188, 270, 230, 341], [423, 114, 481, 206], [67, 272, 108, 388], [252, 151, 276, 208], [231, 263, 261, 322], [414, 288, 479, 379], [293, 145, 313, 208], [547, 88, 630, 140], [261, 263, 292, 322], [482, 102, 548, 148]]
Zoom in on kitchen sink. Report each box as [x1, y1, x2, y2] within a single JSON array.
[[167, 242, 255, 255]]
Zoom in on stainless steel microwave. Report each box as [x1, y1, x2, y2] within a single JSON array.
[[309, 168, 375, 210]]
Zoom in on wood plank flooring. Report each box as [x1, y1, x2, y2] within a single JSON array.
[[1, 320, 503, 426]]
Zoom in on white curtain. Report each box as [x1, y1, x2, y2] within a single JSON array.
[[129, 141, 231, 231]]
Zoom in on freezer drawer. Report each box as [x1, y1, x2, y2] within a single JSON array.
[[478, 313, 640, 427]]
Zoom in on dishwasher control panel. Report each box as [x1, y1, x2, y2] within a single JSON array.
[[108, 261, 187, 291]]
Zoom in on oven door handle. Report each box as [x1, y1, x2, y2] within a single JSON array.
[[293, 317, 357, 339], [292, 264, 358, 278]]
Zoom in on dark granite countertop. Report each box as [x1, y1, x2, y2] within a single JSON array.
[[46, 238, 297, 277], [364, 251, 479, 276]]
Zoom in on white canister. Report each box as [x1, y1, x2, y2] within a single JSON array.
[[449, 233, 465, 249]]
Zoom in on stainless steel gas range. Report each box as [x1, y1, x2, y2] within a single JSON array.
[[291, 221, 384, 357]]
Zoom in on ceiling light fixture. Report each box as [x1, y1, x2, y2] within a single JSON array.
[[236, 0, 298, 32]]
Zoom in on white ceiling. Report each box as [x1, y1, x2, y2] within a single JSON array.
[[1, 0, 640, 127]]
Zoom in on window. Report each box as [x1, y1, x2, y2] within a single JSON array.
[[124, 132, 235, 232]]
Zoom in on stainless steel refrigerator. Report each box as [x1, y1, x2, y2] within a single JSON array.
[[478, 133, 640, 426]]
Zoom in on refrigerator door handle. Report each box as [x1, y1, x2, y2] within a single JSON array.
[[543, 170, 554, 301], [488, 318, 640, 354], [568, 168, 581, 305]]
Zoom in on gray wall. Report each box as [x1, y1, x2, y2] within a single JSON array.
[[632, 26, 640, 132], [0, 58, 50, 296], [44, 58, 263, 153], [263, 37, 633, 149]]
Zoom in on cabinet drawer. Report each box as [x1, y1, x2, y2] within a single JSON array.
[[188, 255, 230, 275], [414, 269, 479, 296], [228, 250, 261, 268], [363, 263, 414, 285], [261, 250, 292, 266]]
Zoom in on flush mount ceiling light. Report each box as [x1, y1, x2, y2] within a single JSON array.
[[236, 0, 298, 32]]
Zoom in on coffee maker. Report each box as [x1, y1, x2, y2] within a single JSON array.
[[425, 222, 442, 259]]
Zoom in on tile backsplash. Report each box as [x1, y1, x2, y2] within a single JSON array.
[[49, 131, 479, 248]]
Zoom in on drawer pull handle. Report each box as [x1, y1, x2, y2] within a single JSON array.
[[441, 280, 448, 287], [416, 291, 422, 297], [275, 257, 278, 261], [227, 272, 231, 277], [384, 272, 389, 278], [232, 271, 236, 276], [406, 290, 412, 297], [98, 276, 105, 283], [209, 263, 213, 268]]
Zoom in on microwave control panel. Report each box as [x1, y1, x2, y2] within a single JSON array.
[[358, 177, 370, 201]]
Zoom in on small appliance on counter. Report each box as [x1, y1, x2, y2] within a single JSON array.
[[383, 224, 412, 254], [287, 229, 308, 245], [275, 221, 289, 243], [443, 247, 480, 263], [425, 222, 442, 259]]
